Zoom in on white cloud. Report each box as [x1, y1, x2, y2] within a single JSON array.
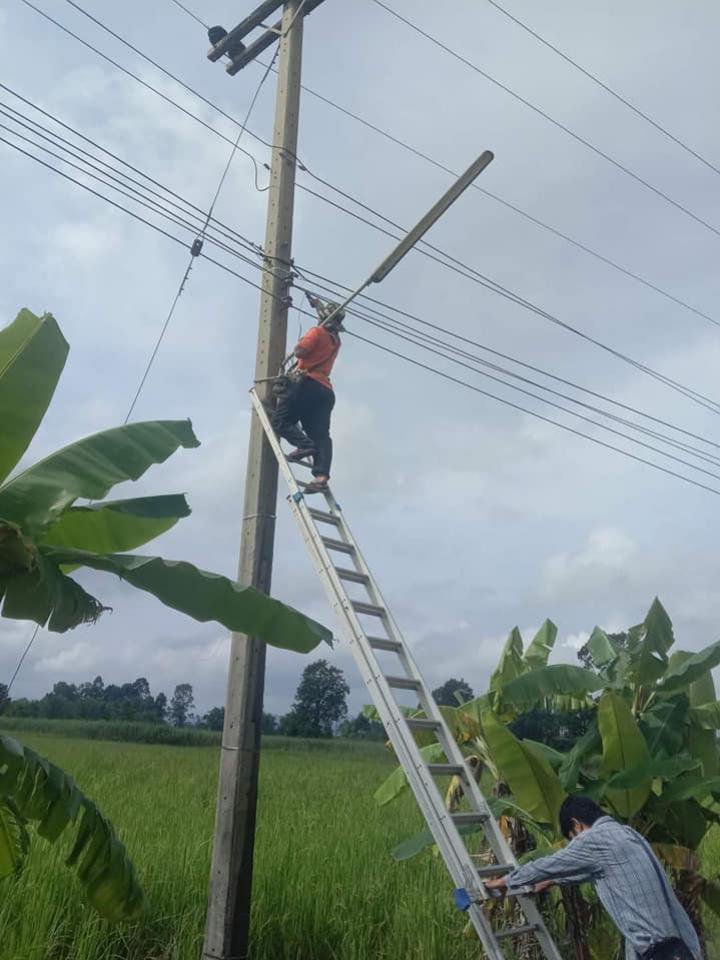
[[539, 528, 637, 601]]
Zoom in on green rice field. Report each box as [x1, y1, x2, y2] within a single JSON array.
[[1, 730, 718, 960]]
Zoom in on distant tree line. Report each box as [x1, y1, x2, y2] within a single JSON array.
[[0, 666, 487, 742], [0, 676, 203, 727]]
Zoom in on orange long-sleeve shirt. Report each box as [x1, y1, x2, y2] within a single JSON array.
[[295, 326, 341, 390]]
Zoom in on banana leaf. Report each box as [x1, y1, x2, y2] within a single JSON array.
[[500, 665, 603, 712], [558, 719, 601, 791], [0, 798, 29, 877], [700, 878, 720, 918], [0, 735, 143, 919], [374, 743, 447, 806], [26, 548, 333, 652], [586, 626, 618, 669], [489, 627, 525, 718], [659, 640, 720, 693], [662, 775, 720, 803], [481, 709, 565, 825], [0, 420, 200, 536], [642, 694, 689, 755], [40, 495, 190, 555], [0, 310, 68, 484], [606, 756, 699, 790], [625, 598, 674, 687], [598, 692, 650, 817], [522, 620, 558, 670]]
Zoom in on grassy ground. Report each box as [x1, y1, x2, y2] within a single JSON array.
[[1, 731, 718, 960], [0, 732, 486, 960]]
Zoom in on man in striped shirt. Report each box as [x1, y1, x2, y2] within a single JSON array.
[[485, 796, 701, 960]]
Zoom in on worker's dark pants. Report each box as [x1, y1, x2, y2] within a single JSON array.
[[272, 376, 335, 478], [642, 939, 695, 960]]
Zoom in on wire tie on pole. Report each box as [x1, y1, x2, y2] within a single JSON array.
[[242, 513, 277, 521]]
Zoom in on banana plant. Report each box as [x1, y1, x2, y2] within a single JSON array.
[[375, 603, 720, 957], [0, 733, 142, 920], [0, 309, 332, 652], [0, 308, 335, 921]]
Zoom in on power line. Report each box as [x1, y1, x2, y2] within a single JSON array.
[[23, 0, 720, 415], [292, 265, 720, 456], [8, 92, 720, 467], [7, 626, 40, 694], [169, 0, 208, 30], [164, 0, 720, 333], [7, 132, 720, 499], [369, 0, 720, 243], [18, 0, 270, 183], [294, 180, 720, 416], [7, 82, 720, 434], [247, 58, 720, 332], [484, 0, 720, 180], [342, 310, 720, 482], [124, 47, 279, 421], [5, 104, 720, 465], [0, 110, 265, 273], [344, 331, 720, 498]]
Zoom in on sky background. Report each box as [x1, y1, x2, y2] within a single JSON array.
[[2, 0, 720, 718]]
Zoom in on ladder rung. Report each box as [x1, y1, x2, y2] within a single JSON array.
[[351, 600, 386, 618], [406, 718, 441, 732], [321, 536, 355, 555], [385, 675, 422, 691], [495, 925, 537, 941], [474, 863, 515, 877], [335, 566, 370, 585], [427, 763, 464, 776], [308, 507, 340, 526], [368, 636, 402, 653], [451, 812, 489, 826]]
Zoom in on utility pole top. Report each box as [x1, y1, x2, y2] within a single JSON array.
[[207, 0, 328, 75]]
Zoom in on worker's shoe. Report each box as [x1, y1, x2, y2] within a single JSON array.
[[303, 479, 329, 495], [287, 447, 315, 463]]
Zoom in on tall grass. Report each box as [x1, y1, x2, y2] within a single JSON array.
[[0, 733, 487, 960], [0, 732, 717, 960]]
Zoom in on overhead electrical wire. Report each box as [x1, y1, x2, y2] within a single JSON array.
[[344, 330, 720, 498], [246, 58, 720, 332], [6, 90, 720, 465], [164, 0, 720, 333], [2, 87, 714, 464], [5, 131, 720, 500], [294, 181, 720, 416], [5, 91, 720, 468], [484, 0, 720, 179], [369, 0, 720, 243], [4, 100, 720, 469], [290, 265, 720, 458], [123, 46, 280, 422], [20, 0, 720, 416]]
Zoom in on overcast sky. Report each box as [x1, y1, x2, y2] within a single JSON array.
[[2, 0, 720, 717]]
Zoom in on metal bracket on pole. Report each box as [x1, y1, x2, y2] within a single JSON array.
[[208, 0, 329, 76]]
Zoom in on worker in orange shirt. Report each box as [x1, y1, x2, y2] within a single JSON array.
[[271, 300, 344, 495]]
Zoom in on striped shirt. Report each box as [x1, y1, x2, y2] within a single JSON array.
[[506, 817, 701, 960]]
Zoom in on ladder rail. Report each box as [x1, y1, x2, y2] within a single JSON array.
[[326, 493, 524, 870], [249, 390, 563, 960]]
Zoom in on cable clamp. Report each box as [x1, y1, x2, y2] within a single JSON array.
[[191, 237, 204, 257]]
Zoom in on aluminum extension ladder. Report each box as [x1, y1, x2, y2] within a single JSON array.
[[251, 389, 563, 960]]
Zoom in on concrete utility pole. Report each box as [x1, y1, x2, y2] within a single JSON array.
[[202, 2, 325, 957]]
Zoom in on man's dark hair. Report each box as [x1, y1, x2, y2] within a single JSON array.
[[559, 795, 605, 839]]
